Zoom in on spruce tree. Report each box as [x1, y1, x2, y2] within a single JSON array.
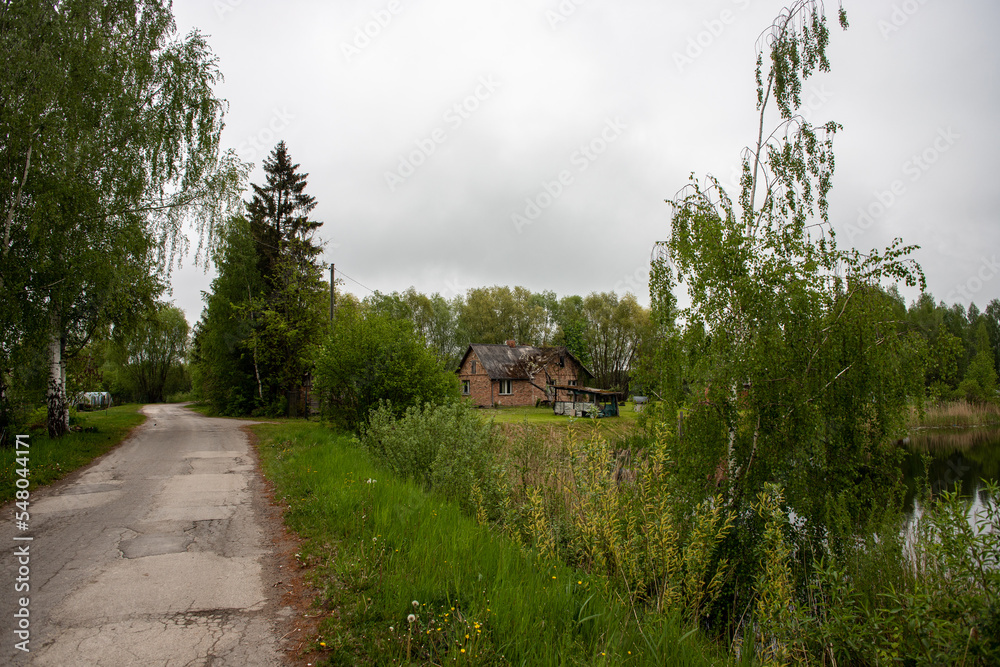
[[247, 141, 323, 276], [196, 143, 327, 415]]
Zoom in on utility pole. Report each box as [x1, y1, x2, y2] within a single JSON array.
[[329, 264, 335, 323]]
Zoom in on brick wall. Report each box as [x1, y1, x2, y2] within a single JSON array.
[[457, 348, 588, 407], [458, 350, 495, 406]]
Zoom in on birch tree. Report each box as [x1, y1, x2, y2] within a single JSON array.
[[652, 0, 924, 555], [0, 0, 244, 436]]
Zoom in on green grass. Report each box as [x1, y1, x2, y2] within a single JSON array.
[[181, 401, 215, 417], [482, 403, 644, 425], [1, 404, 146, 503], [252, 421, 733, 666]]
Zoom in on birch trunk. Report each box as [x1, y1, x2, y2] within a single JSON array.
[[46, 309, 69, 437]]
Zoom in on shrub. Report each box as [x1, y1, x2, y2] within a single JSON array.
[[313, 305, 459, 431], [362, 401, 501, 515]]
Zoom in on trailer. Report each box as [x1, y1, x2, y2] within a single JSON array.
[[74, 391, 113, 411]]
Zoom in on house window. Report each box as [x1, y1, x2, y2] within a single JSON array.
[[498, 379, 513, 395], [471, 361, 477, 374], [568, 379, 578, 386], [462, 380, 470, 395], [559, 355, 565, 368]]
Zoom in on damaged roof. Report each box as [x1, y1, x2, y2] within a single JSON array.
[[458, 344, 594, 381]]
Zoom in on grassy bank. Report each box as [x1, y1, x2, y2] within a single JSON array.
[[252, 421, 732, 666], [484, 403, 643, 426], [1, 404, 146, 503], [908, 400, 1000, 429]]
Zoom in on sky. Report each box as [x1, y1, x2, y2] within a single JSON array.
[[167, 0, 1000, 326]]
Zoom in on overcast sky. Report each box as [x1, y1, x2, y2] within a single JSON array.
[[167, 0, 1000, 325]]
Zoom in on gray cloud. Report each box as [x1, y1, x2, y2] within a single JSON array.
[[168, 0, 1000, 324]]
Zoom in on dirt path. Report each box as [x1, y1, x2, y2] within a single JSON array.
[[1, 404, 304, 665]]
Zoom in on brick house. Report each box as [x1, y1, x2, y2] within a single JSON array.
[[456, 341, 594, 407]]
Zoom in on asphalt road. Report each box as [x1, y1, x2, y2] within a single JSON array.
[[1, 404, 290, 665]]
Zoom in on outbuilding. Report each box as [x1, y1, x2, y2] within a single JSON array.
[[551, 385, 620, 418]]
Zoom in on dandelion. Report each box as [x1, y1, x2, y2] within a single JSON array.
[[319, 642, 326, 647], [412, 600, 419, 608], [408, 614, 416, 624]]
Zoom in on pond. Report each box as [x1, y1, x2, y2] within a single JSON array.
[[900, 427, 1000, 518]]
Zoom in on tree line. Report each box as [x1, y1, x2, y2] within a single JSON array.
[[189, 141, 655, 418]]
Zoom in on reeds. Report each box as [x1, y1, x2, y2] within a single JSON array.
[[909, 400, 1000, 429]]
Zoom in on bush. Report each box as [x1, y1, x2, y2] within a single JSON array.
[[314, 305, 459, 431], [362, 401, 500, 516]]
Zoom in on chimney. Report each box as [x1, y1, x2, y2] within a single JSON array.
[[506, 339, 517, 348]]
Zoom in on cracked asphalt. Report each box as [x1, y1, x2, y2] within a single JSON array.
[[1, 404, 292, 665]]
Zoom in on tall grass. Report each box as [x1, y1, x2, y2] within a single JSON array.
[[354, 402, 1000, 665], [253, 421, 733, 666], [0, 404, 145, 503], [909, 400, 1000, 429]]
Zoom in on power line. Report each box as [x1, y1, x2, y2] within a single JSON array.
[[336, 268, 375, 294]]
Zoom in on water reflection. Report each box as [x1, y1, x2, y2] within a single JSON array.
[[901, 427, 1000, 513]]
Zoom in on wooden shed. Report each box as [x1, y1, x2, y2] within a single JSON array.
[[551, 385, 620, 418]]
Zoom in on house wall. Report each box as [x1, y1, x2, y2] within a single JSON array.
[[458, 351, 495, 406], [457, 349, 588, 407]]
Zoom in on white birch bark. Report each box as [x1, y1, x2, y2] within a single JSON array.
[[46, 308, 69, 437]]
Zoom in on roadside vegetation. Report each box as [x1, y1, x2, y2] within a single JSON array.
[[357, 402, 1000, 665], [254, 420, 733, 666], [0, 404, 145, 503]]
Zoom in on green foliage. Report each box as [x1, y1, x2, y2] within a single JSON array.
[[787, 482, 998, 665], [751, 484, 801, 665], [191, 216, 267, 415], [551, 294, 592, 367], [192, 143, 326, 416], [928, 324, 965, 393], [458, 285, 551, 346], [366, 288, 465, 370], [362, 401, 500, 515], [313, 305, 460, 431], [105, 302, 190, 403], [646, 0, 942, 640], [960, 322, 999, 403], [0, 0, 244, 436], [252, 420, 731, 666], [581, 292, 650, 392]]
